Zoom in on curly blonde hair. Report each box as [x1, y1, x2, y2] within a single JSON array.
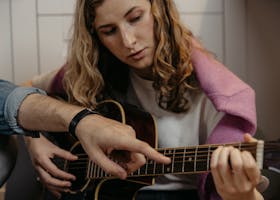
[[64, 0, 199, 112]]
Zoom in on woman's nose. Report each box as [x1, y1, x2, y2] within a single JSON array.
[[120, 27, 136, 50]]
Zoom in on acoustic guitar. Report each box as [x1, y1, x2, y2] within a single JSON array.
[[49, 100, 280, 200]]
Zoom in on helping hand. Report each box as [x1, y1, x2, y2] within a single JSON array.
[[75, 114, 171, 180], [25, 135, 78, 199]]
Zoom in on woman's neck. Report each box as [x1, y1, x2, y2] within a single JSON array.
[[132, 67, 154, 81]]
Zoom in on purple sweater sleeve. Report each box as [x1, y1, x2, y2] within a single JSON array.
[[48, 65, 67, 98], [191, 48, 257, 200]]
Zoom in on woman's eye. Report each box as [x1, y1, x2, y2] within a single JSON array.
[[130, 15, 142, 23], [102, 28, 116, 36]]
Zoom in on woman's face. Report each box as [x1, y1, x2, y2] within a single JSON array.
[[94, 0, 155, 76]]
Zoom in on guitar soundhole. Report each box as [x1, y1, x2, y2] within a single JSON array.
[[65, 144, 89, 192]]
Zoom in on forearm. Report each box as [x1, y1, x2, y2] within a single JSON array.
[[18, 94, 83, 132], [223, 189, 264, 200]]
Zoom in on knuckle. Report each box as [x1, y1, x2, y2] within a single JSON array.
[[104, 167, 113, 175], [216, 185, 226, 194], [45, 179, 52, 185], [243, 183, 253, 193], [226, 187, 237, 195], [138, 155, 146, 166], [139, 141, 149, 149], [231, 163, 242, 172], [244, 161, 255, 170], [126, 125, 136, 136], [217, 160, 225, 169], [210, 163, 216, 170]]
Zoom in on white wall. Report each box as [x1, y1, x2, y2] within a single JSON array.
[[0, 0, 227, 83], [0, 1, 13, 81]]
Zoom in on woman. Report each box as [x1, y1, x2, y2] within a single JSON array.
[[30, 0, 264, 200]]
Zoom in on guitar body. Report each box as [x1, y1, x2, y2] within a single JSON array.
[[51, 100, 158, 199]]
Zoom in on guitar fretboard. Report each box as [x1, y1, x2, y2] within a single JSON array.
[[84, 142, 260, 179]]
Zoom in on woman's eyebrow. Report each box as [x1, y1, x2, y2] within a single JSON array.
[[97, 6, 138, 30], [124, 6, 137, 17]]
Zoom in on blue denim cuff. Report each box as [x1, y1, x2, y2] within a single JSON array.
[[4, 87, 46, 137]]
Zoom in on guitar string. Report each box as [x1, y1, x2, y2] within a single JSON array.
[[70, 143, 259, 158], [66, 149, 258, 168], [67, 143, 279, 161], [65, 145, 255, 169], [63, 143, 279, 175], [55, 143, 279, 179]]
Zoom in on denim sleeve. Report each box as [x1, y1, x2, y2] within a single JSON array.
[[0, 80, 17, 135], [0, 80, 46, 136]]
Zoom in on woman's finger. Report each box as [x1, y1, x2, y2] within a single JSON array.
[[230, 148, 251, 192], [217, 147, 233, 188], [210, 146, 224, 186], [241, 151, 261, 186]]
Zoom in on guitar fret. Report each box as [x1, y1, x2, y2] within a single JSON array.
[[96, 164, 99, 178], [165, 149, 173, 174], [87, 161, 90, 179], [194, 146, 198, 172], [98, 166, 101, 178], [182, 147, 186, 172], [140, 161, 146, 175], [162, 149, 166, 174], [197, 146, 209, 172], [153, 159, 156, 175], [88, 160, 92, 179], [100, 167, 104, 178], [147, 159, 154, 175], [207, 145, 211, 171], [173, 149, 184, 173], [184, 149, 194, 173], [145, 159, 148, 175], [97, 166, 100, 178], [94, 163, 97, 178], [91, 161, 94, 179], [171, 149, 175, 173]]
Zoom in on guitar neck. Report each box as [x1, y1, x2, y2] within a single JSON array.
[[87, 141, 263, 179]]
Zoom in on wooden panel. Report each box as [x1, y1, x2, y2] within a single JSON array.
[[11, 0, 38, 84], [181, 14, 224, 62], [174, 0, 223, 13], [224, 0, 247, 81], [38, 0, 76, 14], [247, 0, 280, 141], [0, 1, 13, 81], [38, 16, 73, 73]]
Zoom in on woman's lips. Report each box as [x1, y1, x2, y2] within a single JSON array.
[[129, 48, 146, 60]]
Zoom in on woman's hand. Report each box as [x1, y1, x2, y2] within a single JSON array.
[[25, 135, 78, 199], [210, 134, 263, 200]]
